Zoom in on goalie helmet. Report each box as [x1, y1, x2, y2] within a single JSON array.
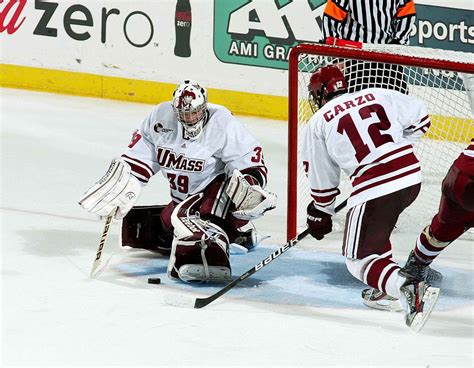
[[308, 65, 347, 112], [172, 80, 208, 140]]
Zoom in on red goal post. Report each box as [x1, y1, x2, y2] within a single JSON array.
[[287, 42, 474, 240]]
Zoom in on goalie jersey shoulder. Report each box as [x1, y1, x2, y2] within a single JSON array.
[[142, 102, 178, 137]]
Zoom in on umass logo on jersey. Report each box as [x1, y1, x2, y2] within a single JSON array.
[[157, 147, 204, 172], [153, 122, 174, 133]]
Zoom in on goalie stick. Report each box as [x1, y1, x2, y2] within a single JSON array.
[[166, 199, 347, 309], [90, 207, 117, 278]]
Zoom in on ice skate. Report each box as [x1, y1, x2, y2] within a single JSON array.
[[403, 250, 443, 284], [399, 274, 440, 332], [362, 288, 403, 312]]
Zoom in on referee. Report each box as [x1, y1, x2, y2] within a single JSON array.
[[323, 0, 416, 45], [322, 0, 417, 93]]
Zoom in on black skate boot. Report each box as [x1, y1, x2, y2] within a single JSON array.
[[403, 250, 443, 284], [399, 272, 440, 332]]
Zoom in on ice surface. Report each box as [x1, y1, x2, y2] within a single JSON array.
[[1, 88, 473, 367]]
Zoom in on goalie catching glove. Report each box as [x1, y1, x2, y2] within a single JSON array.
[[78, 158, 141, 219], [226, 170, 277, 220]]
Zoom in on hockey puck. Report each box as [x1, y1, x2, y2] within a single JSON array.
[[148, 277, 161, 284]]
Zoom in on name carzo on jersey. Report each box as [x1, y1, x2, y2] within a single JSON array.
[[323, 93, 376, 123], [157, 147, 204, 172]]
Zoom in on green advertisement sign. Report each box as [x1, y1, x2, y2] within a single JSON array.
[[214, 0, 473, 71], [213, 0, 326, 70]]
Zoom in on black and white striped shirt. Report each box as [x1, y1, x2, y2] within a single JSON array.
[[323, 0, 416, 45]]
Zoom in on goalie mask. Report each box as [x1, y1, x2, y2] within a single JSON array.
[[308, 65, 348, 113], [168, 194, 231, 282], [172, 80, 208, 140]]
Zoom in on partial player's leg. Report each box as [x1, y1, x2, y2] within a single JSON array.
[[405, 165, 474, 281], [343, 184, 440, 330], [121, 204, 174, 255]]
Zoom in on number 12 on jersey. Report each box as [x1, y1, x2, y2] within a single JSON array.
[[337, 103, 394, 162]]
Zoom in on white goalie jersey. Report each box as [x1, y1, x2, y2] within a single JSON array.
[[302, 88, 431, 214], [121, 102, 268, 203]]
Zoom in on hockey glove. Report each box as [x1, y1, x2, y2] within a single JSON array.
[[226, 169, 277, 220], [78, 158, 141, 219], [307, 202, 332, 240]]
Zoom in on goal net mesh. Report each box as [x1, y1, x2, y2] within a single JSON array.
[[288, 43, 473, 239]]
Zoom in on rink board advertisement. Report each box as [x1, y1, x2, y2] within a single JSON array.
[[0, 0, 473, 120], [214, 1, 474, 70]]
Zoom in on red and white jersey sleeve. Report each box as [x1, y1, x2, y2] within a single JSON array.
[[120, 102, 267, 203], [216, 115, 268, 188], [454, 138, 474, 176], [301, 125, 341, 215], [121, 110, 161, 185], [304, 88, 430, 211]]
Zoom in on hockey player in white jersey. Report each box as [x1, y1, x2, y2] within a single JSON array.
[[302, 65, 440, 332], [79, 80, 277, 283]]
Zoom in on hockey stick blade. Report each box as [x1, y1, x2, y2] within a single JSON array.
[[163, 292, 198, 309], [90, 207, 117, 278], [187, 199, 348, 309]]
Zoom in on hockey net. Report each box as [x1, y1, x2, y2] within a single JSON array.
[[287, 42, 474, 240]]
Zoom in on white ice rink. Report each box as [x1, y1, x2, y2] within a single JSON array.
[[1, 88, 473, 367]]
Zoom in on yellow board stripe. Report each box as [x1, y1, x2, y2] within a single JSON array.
[[427, 115, 473, 144], [0, 63, 288, 120], [1, 63, 473, 143]]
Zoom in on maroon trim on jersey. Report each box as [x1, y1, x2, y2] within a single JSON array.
[[241, 166, 268, 188], [310, 187, 340, 207], [351, 144, 413, 180], [352, 152, 419, 187], [133, 176, 148, 184], [407, 115, 430, 133], [121, 154, 154, 180], [351, 167, 421, 196], [311, 187, 339, 193], [122, 154, 154, 173], [311, 196, 336, 207], [413, 121, 431, 133], [170, 193, 183, 203], [311, 193, 337, 204]]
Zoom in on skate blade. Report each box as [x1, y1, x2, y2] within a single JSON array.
[[362, 298, 403, 312], [409, 287, 441, 333]]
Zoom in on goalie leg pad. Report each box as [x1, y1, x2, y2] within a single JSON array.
[[168, 229, 231, 283], [121, 205, 173, 255], [168, 194, 231, 282]]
